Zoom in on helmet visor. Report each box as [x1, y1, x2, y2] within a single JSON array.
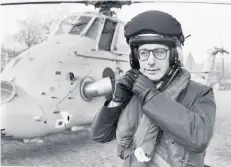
[[129, 35, 177, 48]]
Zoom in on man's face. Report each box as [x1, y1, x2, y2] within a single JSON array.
[[138, 44, 170, 81]]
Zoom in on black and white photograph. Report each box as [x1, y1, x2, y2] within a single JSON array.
[[1, 0, 231, 167]]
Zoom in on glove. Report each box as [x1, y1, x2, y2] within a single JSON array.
[[132, 74, 159, 105], [112, 69, 140, 103], [134, 147, 151, 162]]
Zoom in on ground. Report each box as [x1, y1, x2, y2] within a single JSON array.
[[204, 90, 231, 167], [1, 90, 231, 167]]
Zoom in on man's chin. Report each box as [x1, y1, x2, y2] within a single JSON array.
[[144, 73, 161, 81]]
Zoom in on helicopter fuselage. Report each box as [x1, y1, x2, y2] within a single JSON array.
[[1, 12, 130, 140]]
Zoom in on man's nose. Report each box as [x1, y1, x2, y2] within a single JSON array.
[[148, 53, 156, 66]]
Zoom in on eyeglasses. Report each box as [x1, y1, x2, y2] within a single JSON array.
[[138, 48, 170, 61]]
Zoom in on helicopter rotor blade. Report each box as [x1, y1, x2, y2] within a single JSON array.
[[0, 0, 90, 6], [214, 47, 230, 55], [2, 0, 231, 6], [132, 0, 231, 6]]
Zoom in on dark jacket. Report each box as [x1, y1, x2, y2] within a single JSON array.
[[91, 80, 216, 167]]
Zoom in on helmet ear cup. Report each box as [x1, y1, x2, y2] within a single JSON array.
[[169, 47, 179, 67], [129, 48, 140, 69]]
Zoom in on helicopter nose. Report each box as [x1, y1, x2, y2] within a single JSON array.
[[1, 80, 17, 105], [1, 80, 17, 139], [1, 82, 66, 140]]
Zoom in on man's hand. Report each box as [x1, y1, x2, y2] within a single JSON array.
[[112, 69, 140, 103], [132, 74, 159, 104]]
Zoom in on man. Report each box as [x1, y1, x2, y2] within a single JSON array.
[[91, 10, 216, 167]]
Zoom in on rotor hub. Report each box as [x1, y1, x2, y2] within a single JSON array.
[[90, 0, 132, 16]]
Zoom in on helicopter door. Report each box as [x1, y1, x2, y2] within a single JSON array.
[[98, 18, 117, 51]]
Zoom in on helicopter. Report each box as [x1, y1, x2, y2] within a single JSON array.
[[1, 0, 231, 142], [184, 47, 230, 89], [1, 0, 134, 142]]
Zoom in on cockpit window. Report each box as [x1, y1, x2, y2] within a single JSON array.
[[85, 18, 102, 40], [55, 16, 92, 35], [98, 19, 117, 51]]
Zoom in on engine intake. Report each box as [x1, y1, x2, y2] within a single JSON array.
[[80, 76, 113, 102]]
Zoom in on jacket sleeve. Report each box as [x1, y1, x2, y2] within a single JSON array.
[[91, 97, 125, 143], [142, 86, 216, 153]]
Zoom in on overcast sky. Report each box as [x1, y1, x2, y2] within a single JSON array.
[[1, 1, 231, 62]]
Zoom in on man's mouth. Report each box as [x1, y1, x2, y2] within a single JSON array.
[[146, 69, 159, 72]]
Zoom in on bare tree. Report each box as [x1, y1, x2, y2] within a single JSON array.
[[1, 44, 23, 71], [13, 15, 60, 49], [1, 11, 67, 71], [13, 19, 44, 49]]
